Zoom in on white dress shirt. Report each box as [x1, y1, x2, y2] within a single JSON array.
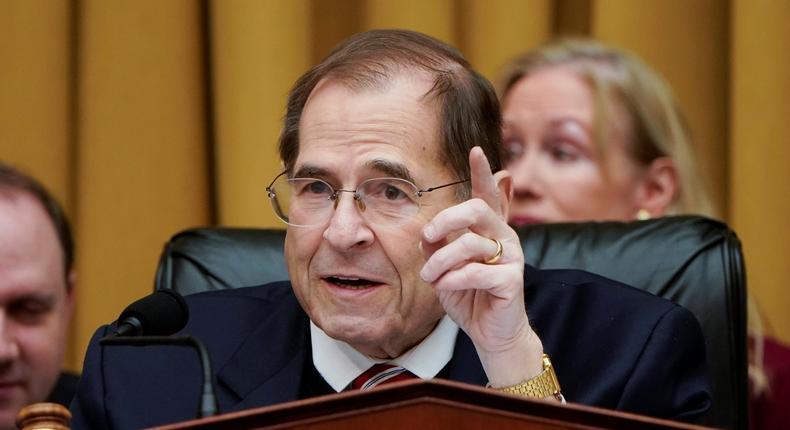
[[310, 314, 460, 392]]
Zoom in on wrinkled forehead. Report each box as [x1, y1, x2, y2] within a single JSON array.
[[296, 72, 448, 183], [301, 70, 443, 137]]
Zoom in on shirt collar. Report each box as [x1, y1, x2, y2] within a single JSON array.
[[311, 314, 459, 392]]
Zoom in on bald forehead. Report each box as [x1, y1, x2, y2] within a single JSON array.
[[301, 71, 441, 145], [0, 191, 66, 279], [310, 66, 440, 105]]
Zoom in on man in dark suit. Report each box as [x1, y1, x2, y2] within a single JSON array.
[[71, 30, 711, 429], [0, 163, 77, 429]]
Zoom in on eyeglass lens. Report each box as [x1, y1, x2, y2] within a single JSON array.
[[268, 177, 420, 227]]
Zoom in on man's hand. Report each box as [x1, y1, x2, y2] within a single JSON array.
[[419, 147, 544, 387]]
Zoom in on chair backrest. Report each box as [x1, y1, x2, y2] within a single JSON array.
[[154, 215, 747, 429]]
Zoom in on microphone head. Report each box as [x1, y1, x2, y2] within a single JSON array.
[[118, 289, 189, 336]]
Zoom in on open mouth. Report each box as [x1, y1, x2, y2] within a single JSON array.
[[324, 276, 381, 290]]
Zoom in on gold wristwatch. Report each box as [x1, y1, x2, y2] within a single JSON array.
[[492, 354, 562, 400]]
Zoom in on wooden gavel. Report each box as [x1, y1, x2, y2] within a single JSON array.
[[15, 403, 71, 430]]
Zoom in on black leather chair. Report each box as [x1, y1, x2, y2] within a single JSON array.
[[154, 215, 747, 429]]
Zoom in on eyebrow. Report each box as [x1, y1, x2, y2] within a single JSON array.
[[365, 159, 415, 183], [548, 117, 592, 132], [502, 116, 590, 131], [292, 164, 331, 179], [292, 160, 416, 184]]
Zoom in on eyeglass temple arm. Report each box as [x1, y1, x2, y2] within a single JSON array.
[[266, 171, 289, 190], [418, 178, 470, 194]]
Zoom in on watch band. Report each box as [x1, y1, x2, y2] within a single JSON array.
[[492, 354, 562, 400]]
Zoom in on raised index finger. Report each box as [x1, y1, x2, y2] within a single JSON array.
[[469, 146, 502, 216]]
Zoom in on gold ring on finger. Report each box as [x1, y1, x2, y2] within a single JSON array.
[[484, 238, 504, 264]]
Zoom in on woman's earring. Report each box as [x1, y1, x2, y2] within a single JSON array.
[[636, 209, 651, 220]]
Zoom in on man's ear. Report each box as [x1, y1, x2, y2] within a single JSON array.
[[636, 156, 678, 218], [492, 170, 514, 221]]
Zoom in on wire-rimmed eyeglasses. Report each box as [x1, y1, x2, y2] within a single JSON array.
[[266, 171, 469, 227]]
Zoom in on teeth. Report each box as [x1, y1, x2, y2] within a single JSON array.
[[326, 276, 376, 288]]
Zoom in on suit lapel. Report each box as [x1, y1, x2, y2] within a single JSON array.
[[216, 293, 310, 412]]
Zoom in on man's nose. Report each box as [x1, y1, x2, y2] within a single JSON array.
[[0, 311, 20, 363], [322, 193, 374, 251]]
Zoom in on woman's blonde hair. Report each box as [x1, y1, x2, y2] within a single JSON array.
[[498, 39, 716, 218]]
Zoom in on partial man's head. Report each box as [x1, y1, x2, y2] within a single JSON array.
[[0, 163, 74, 429], [270, 30, 504, 358]]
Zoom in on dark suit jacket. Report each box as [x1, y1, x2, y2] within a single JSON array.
[[48, 372, 79, 406], [70, 265, 711, 429]]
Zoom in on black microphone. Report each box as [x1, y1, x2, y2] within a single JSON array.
[[100, 290, 219, 418], [113, 289, 189, 336]]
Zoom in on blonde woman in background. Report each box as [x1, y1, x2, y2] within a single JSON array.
[[498, 39, 786, 429]]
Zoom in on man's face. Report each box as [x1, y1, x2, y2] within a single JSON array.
[[285, 72, 460, 358], [0, 192, 73, 428]]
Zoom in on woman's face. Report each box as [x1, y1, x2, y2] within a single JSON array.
[[501, 66, 646, 226]]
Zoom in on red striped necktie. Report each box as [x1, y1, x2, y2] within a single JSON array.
[[351, 363, 416, 391]]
